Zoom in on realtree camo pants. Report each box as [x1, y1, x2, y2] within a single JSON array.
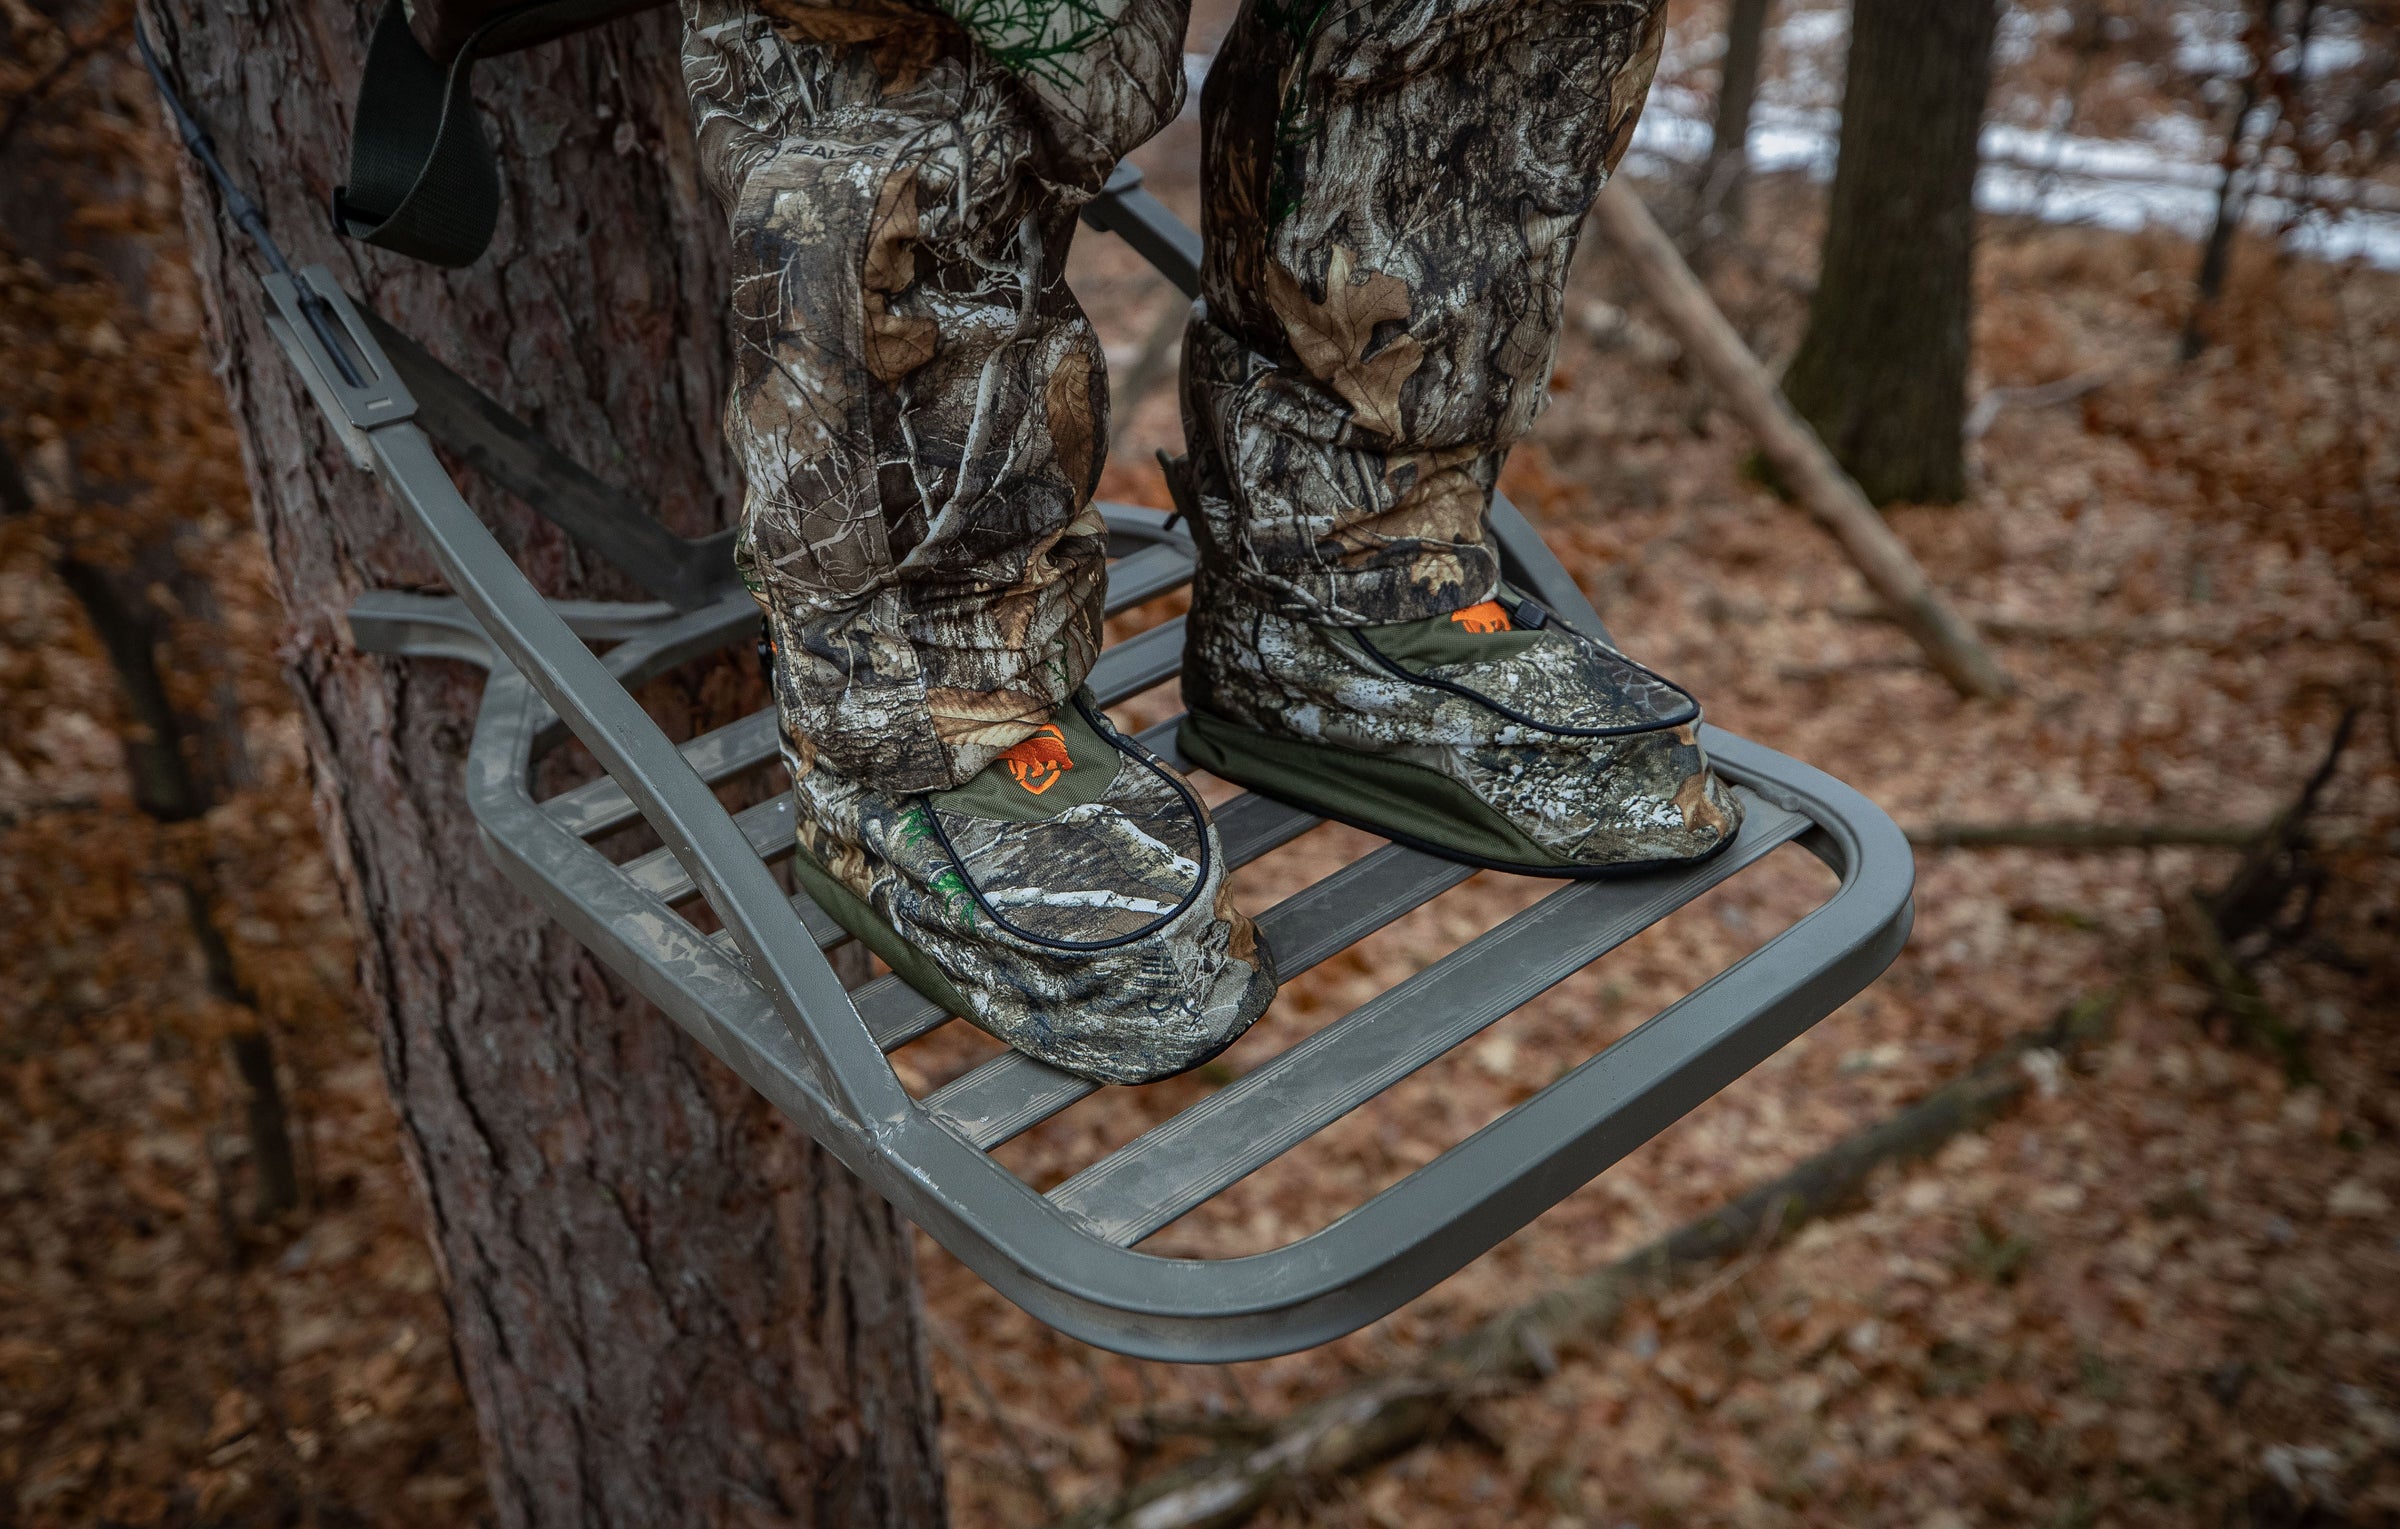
[[682, 0, 1666, 794]]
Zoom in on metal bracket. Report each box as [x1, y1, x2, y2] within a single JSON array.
[[347, 589, 691, 666], [356, 308, 739, 611], [265, 267, 416, 430], [1082, 164, 1202, 299]]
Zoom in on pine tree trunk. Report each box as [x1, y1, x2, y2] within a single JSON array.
[[0, 13, 297, 1221], [1781, 0, 1997, 506], [140, 4, 950, 1524]]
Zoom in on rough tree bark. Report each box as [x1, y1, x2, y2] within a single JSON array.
[[142, 4, 949, 1524], [1781, 0, 1998, 505], [0, 7, 298, 1219]]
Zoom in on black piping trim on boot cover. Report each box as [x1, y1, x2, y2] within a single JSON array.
[[1347, 595, 1701, 740], [917, 695, 1215, 954], [784, 837, 975, 1020], [1180, 705, 1739, 882]]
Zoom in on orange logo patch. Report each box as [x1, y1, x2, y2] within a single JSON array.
[[1448, 600, 1514, 635], [999, 724, 1074, 795]]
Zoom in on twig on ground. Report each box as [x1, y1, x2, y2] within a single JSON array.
[[2162, 705, 2364, 1084], [1908, 821, 2272, 851], [2204, 705, 2360, 945], [929, 1316, 1064, 1518], [1071, 1345, 1115, 1428], [1776, 656, 1926, 683], [1655, 1204, 1780, 1321], [1215, 1359, 1255, 1416], [2168, 894, 2312, 1085], [1586, 180, 2011, 701], [1113, 1409, 1275, 1456], [1829, 604, 2399, 653], [1048, 992, 2122, 1529], [1964, 369, 2113, 440]]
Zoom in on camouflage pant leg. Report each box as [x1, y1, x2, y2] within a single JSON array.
[[1182, 0, 1668, 624], [681, 0, 1188, 794]]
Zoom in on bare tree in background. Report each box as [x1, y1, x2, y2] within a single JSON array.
[[1782, 0, 2000, 506], [2184, 0, 2287, 359], [2172, 0, 2400, 361], [141, 2, 948, 1523], [1697, 0, 1774, 241]]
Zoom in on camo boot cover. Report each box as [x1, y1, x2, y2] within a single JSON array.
[[682, 0, 1189, 796], [774, 684, 1274, 1083], [1183, 577, 1743, 868], [1181, 0, 1668, 624]]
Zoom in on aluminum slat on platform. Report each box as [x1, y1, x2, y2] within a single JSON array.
[[1047, 794, 1806, 1246], [925, 834, 1486, 1151]]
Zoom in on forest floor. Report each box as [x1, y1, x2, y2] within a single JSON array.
[[901, 117, 2400, 1529], [6, 11, 2400, 1529]]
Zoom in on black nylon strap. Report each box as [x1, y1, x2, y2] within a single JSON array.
[[335, 0, 666, 267]]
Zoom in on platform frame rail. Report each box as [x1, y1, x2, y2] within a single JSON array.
[[275, 164, 1915, 1361]]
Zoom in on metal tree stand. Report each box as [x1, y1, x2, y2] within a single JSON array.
[[258, 164, 1912, 1361]]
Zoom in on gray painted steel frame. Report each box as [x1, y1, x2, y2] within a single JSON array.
[[273, 168, 1914, 1361]]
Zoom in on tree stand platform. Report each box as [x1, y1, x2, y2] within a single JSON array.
[[266, 166, 1912, 1361]]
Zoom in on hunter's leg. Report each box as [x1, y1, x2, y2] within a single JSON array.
[[686, 0, 1141, 794], [1185, 0, 1666, 621], [681, 0, 1273, 1081], [1179, 1, 1745, 875]]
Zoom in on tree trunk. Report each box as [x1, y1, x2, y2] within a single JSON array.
[[1699, 0, 1772, 236], [1780, 0, 1997, 505], [2180, 0, 2287, 362], [2180, 76, 2262, 364], [141, 4, 950, 1525], [0, 6, 296, 1220], [1589, 183, 2011, 700]]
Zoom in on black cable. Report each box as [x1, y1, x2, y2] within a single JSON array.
[[1347, 594, 1701, 740], [918, 696, 1213, 954], [135, 21, 365, 387]]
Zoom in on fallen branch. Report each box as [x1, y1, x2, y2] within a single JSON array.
[[1, 434, 300, 1218], [1586, 180, 2012, 701], [2203, 705, 2360, 946], [1051, 993, 2121, 1529], [1830, 604, 2399, 653], [1907, 820, 2271, 851], [2167, 894, 2312, 1085], [2163, 705, 2362, 1084]]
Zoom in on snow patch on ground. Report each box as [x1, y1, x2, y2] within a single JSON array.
[[1176, 25, 2400, 271], [1624, 95, 2400, 270]]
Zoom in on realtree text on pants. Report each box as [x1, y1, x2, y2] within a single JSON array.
[[680, 0, 1669, 797]]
